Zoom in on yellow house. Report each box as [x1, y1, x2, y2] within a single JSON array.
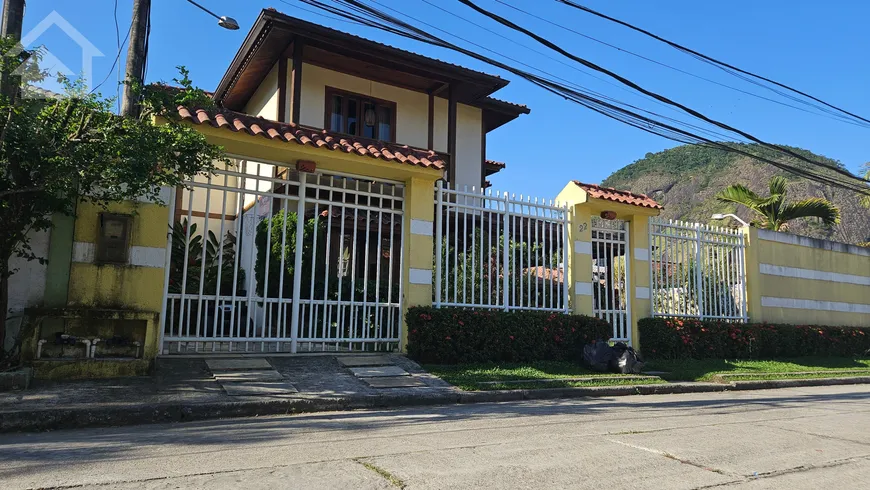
[[29, 8, 529, 364]]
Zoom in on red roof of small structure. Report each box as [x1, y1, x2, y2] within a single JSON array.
[[572, 181, 662, 209]]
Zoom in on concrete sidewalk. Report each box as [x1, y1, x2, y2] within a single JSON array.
[[3, 355, 870, 433]]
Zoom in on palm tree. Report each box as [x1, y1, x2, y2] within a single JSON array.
[[716, 176, 840, 231]]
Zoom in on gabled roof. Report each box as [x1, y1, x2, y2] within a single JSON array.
[[214, 9, 528, 129], [178, 106, 446, 170], [572, 181, 662, 209]]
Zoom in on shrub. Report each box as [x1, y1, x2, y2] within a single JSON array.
[[639, 317, 870, 360], [406, 306, 612, 364]]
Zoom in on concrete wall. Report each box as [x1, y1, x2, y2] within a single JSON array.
[[67, 198, 170, 359], [745, 228, 870, 327]]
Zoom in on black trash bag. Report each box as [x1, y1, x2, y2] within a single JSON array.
[[610, 342, 645, 374], [582, 340, 614, 373]]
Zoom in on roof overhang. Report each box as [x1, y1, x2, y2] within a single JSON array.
[[478, 96, 530, 132], [214, 9, 513, 112]]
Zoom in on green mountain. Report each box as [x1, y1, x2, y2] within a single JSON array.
[[601, 143, 870, 244]]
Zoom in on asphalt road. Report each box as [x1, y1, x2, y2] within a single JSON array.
[[2, 384, 870, 489]]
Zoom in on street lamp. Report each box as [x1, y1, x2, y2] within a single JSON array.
[[186, 0, 240, 30], [711, 213, 749, 227]]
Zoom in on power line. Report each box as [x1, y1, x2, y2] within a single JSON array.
[[492, 0, 869, 128], [91, 12, 133, 95], [380, 0, 738, 142], [292, 0, 868, 194], [554, 0, 870, 127], [454, 0, 866, 186]]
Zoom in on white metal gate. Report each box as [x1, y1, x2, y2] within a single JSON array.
[[433, 182, 570, 312], [160, 158, 405, 354], [648, 218, 748, 321], [591, 217, 631, 342]]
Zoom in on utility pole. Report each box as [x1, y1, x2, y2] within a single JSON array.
[[0, 0, 24, 39], [0, 0, 26, 100], [121, 0, 150, 117]]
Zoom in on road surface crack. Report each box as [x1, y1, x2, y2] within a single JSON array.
[[355, 459, 406, 489], [608, 439, 731, 476]]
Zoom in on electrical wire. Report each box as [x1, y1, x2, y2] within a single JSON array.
[[554, 0, 870, 127], [376, 0, 738, 143], [493, 0, 870, 128], [454, 0, 866, 185], [293, 0, 869, 194], [90, 13, 133, 95]]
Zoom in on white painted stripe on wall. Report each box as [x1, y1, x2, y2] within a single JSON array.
[[634, 248, 650, 261], [758, 229, 870, 257], [72, 241, 95, 263], [575, 282, 593, 296], [409, 268, 433, 285], [130, 246, 167, 268], [761, 296, 870, 314], [410, 219, 434, 236], [72, 242, 165, 268], [760, 263, 870, 286], [635, 286, 650, 299], [574, 241, 592, 255]]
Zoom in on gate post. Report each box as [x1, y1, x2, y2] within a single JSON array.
[[566, 204, 594, 316], [401, 176, 438, 351], [627, 216, 652, 350], [556, 185, 594, 317]]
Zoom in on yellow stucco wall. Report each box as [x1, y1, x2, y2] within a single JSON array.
[[244, 63, 279, 120], [68, 200, 170, 359], [289, 61, 483, 188], [556, 182, 660, 348], [745, 227, 870, 327]]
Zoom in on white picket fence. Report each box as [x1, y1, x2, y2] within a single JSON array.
[[648, 218, 748, 321], [434, 182, 570, 312]]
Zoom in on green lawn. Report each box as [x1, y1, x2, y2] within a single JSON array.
[[646, 357, 870, 382], [424, 361, 665, 391], [424, 357, 870, 390]]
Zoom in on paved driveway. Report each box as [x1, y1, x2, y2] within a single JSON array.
[[2, 385, 870, 489]]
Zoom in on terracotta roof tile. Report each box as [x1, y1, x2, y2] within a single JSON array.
[[485, 159, 506, 168], [573, 181, 662, 209], [484, 96, 530, 113], [178, 106, 446, 170]]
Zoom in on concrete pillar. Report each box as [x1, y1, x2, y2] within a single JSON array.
[[401, 176, 436, 350], [742, 226, 763, 323], [628, 215, 651, 350], [567, 204, 593, 316]]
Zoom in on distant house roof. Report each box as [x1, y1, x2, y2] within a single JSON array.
[[177, 106, 446, 170], [572, 181, 662, 209]]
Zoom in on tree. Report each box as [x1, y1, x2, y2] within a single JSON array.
[[716, 176, 840, 231], [0, 36, 223, 354]]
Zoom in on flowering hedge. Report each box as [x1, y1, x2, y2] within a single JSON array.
[[406, 306, 613, 364], [639, 317, 870, 360]]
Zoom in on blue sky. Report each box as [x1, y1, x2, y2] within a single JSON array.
[[18, 0, 870, 198]]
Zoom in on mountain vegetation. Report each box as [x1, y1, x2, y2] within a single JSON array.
[[601, 143, 870, 244]]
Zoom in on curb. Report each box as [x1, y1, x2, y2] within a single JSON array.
[[2, 376, 869, 433]]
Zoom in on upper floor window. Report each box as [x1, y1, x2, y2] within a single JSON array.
[[326, 87, 396, 142]]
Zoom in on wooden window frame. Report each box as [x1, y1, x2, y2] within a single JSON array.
[[324, 86, 397, 142]]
